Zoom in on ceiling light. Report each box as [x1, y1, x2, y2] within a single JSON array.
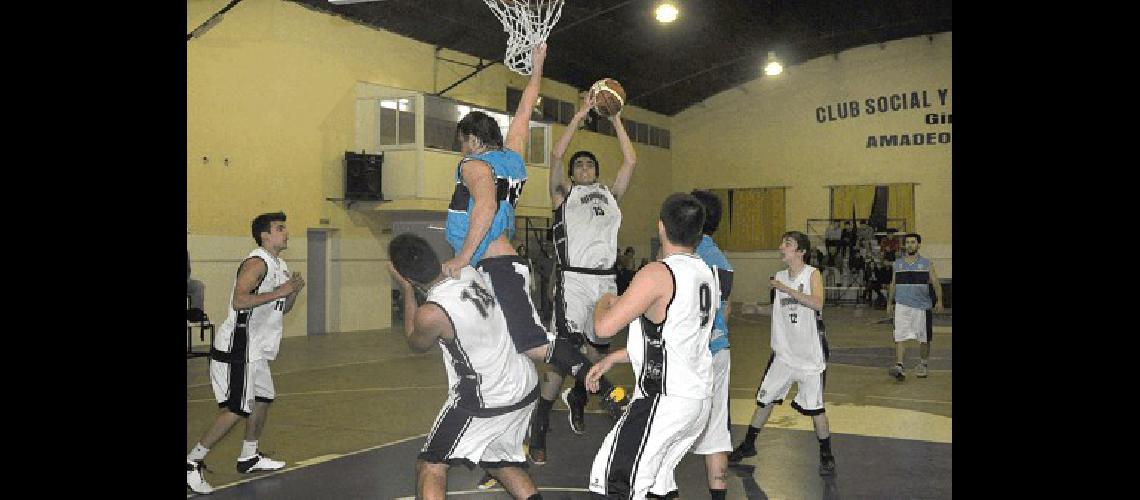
[[764, 51, 783, 76], [655, 2, 679, 23]]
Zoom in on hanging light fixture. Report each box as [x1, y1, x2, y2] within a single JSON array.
[[655, 2, 679, 23], [764, 51, 783, 76]]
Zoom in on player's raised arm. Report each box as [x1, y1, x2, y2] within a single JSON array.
[[506, 43, 547, 154]]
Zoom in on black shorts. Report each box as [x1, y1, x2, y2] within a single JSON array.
[[476, 256, 550, 354]]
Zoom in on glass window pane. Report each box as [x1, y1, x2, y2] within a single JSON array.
[[399, 98, 416, 144], [378, 101, 398, 145], [559, 101, 575, 125], [528, 125, 546, 164], [649, 126, 661, 147], [661, 129, 670, 149], [506, 88, 522, 116], [636, 122, 649, 144], [541, 96, 559, 122], [624, 119, 637, 138], [425, 95, 459, 151]]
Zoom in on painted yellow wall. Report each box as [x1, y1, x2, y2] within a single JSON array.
[[187, 0, 673, 338], [672, 33, 952, 304]]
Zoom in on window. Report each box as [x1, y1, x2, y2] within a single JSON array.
[[527, 125, 546, 164], [377, 98, 415, 146], [424, 95, 459, 151], [559, 101, 575, 125]]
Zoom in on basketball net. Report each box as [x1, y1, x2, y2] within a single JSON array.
[[483, 0, 564, 76]]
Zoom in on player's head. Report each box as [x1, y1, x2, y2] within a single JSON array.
[[658, 193, 705, 249], [388, 233, 442, 287], [778, 231, 811, 264], [251, 212, 288, 249], [456, 111, 504, 155], [904, 233, 921, 255], [567, 150, 599, 184], [689, 190, 723, 236]]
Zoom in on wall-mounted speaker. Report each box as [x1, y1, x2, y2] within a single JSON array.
[[345, 151, 383, 201]]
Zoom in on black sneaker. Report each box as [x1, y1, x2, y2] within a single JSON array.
[[728, 442, 757, 463], [562, 387, 586, 435], [602, 386, 629, 421], [819, 454, 837, 476], [889, 363, 906, 381]]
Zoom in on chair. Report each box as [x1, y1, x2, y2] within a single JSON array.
[[187, 294, 214, 359]]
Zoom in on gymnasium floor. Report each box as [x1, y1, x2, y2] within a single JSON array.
[[186, 305, 952, 499]]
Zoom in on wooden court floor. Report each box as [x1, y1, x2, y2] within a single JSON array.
[[187, 305, 951, 498]]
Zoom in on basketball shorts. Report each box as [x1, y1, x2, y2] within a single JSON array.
[[589, 394, 711, 498], [211, 356, 275, 417], [418, 397, 536, 469], [476, 256, 550, 354], [555, 270, 618, 347], [691, 349, 732, 455], [755, 354, 826, 416], [893, 303, 932, 343]]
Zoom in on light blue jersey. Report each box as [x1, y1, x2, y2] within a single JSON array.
[[893, 255, 933, 310], [445, 149, 527, 264], [695, 235, 733, 354]]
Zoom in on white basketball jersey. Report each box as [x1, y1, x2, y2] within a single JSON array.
[[553, 183, 621, 269], [771, 265, 827, 373], [627, 253, 718, 400], [214, 248, 290, 361], [427, 267, 538, 409]]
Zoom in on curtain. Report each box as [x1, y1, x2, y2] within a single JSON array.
[[887, 183, 915, 232], [707, 188, 786, 251]]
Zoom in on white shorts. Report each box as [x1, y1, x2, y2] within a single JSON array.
[[590, 394, 711, 498], [419, 397, 536, 468], [691, 349, 732, 455], [556, 270, 617, 346], [755, 355, 826, 416], [894, 303, 931, 343], [211, 357, 275, 417]]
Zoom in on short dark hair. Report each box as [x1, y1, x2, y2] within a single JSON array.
[[904, 232, 922, 244], [781, 230, 811, 255], [251, 212, 286, 246], [659, 193, 706, 248], [689, 190, 723, 235], [456, 111, 504, 150], [388, 234, 441, 286], [568, 150, 600, 177]]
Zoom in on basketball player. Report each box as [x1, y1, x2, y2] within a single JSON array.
[[388, 234, 543, 500], [687, 190, 735, 500], [527, 91, 638, 462], [187, 212, 305, 494], [886, 233, 944, 380], [438, 43, 625, 487], [727, 231, 836, 476], [583, 193, 718, 499]]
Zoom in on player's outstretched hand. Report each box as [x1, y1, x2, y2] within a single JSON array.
[[586, 354, 616, 393]]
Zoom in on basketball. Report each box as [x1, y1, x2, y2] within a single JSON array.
[[590, 78, 626, 117]]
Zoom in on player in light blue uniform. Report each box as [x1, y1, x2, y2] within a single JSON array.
[[688, 191, 734, 500]]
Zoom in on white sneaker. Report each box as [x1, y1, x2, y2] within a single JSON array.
[[916, 361, 929, 378], [187, 460, 214, 494], [236, 451, 286, 474]]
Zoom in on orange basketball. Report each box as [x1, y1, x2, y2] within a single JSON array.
[[590, 78, 626, 117]]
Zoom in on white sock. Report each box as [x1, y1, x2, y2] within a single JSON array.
[[188, 443, 209, 461], [241, 440, 258, 458]]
